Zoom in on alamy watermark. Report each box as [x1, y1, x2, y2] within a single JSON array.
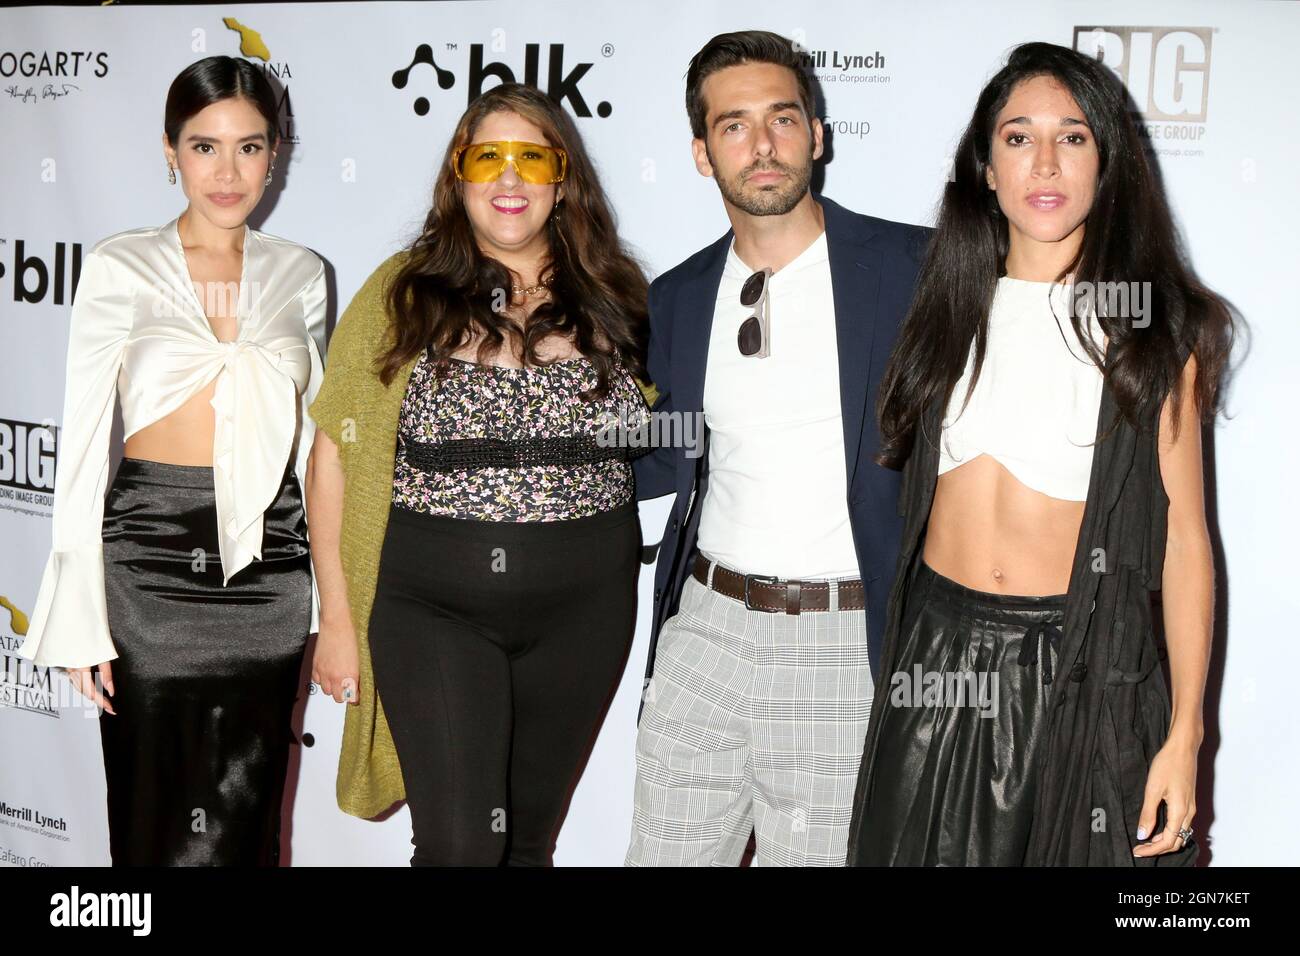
[[1072, 280, 1152, 329], [595, 405, 705, 459], [889, 665, 999, 718]]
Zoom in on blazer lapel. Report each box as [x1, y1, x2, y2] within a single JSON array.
[[671, 233, 731, 418], [822, 197, 882, 493], [665, 232, 729, 496]]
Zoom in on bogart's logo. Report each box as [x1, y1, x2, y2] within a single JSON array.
[[392, 39, 613, 118], [1, 51, 106, 103], [222, 16, 299, 143], [0, 51, 108, 79], [1074, 26, 1213, 123]]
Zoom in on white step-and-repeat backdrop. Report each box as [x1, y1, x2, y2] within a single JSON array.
[[1, 0, 1294, 866]]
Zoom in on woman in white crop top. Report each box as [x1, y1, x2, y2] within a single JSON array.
[[848, 44, 1232, 868], [937, 274, 1108, 502], [18, 56, 325, 866]]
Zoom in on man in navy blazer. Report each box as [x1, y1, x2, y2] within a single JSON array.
[[625, 30, 930, 866]]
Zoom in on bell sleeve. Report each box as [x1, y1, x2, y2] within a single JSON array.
[[18, 247, 133, 668], [295, 258, 328, 635]]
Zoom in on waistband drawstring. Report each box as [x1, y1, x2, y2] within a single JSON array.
[[1018, 619, 1065, 684]]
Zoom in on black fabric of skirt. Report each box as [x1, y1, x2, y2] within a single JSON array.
[[98, 456, 311, 866], [854, 559, 1068, 866]]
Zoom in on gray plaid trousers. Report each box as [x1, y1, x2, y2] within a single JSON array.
[[626, 568, 874, 866]]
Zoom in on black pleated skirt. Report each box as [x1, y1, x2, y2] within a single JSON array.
[[98, 457, 311, 866], [854, 560, 1067, 866]]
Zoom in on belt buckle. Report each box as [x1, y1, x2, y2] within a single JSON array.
[[743, 573, 779, 612]]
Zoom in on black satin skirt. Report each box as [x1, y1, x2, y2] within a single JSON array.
[[98, 457, 311, 866], [854, 560, 1066, 866]]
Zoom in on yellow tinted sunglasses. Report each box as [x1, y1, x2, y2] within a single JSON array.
[[452, 140, 568, 184]]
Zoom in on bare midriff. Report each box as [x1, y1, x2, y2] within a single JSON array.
[[921, 453, 1085, 596], [123, 380, 222, 466]]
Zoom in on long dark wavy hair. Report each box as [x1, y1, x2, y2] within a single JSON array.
[[876, 42, 1233, 469], [378, 83, 649, 398]]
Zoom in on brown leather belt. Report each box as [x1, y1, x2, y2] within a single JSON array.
[[692, 554, 865, 614]]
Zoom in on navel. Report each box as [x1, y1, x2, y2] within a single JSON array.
[[991, 567, 1004, 584]]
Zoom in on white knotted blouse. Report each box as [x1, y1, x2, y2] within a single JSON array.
[[19, 218, 326, 667]]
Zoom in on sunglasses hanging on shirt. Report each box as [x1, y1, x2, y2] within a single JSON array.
[[738, 267, 773, 358]]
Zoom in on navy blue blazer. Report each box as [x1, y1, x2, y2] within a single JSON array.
[[634, 194, 931, 710]]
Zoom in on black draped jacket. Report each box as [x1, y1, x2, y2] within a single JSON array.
[[845, 367, 1200, 867]]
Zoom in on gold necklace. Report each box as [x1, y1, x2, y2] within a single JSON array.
[[511, 275, 552, 297]]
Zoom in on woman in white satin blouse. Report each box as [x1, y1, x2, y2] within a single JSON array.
[[19, 56, 325, 866]]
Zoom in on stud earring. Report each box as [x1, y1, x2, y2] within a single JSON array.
[[265, 164, 274, 186], [167, 164, 176, 185]]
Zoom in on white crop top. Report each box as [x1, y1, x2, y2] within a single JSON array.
[[18, 218, 326, 668], [937, 276, 1108, 501]]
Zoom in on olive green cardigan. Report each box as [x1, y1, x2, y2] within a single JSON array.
[[310, 252, 658, 818]]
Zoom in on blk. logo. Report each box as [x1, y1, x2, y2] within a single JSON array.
[[393, 42, 611, 118], [2, 240, 83, 305], [1074, 26, 1213, 122], [391, 44, 455, 115]]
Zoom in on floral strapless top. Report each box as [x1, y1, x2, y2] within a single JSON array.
[[392, 349, 651, 521]]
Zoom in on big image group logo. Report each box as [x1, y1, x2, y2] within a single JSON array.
[[1075, 25, 1213, 155]]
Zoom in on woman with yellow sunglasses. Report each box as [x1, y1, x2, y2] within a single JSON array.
[[307, 83, 656, 865]]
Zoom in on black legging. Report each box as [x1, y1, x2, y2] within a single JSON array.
[[368, 499, 640, 866]]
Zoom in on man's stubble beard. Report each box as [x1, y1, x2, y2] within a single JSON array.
[[710, 142, 815, 217]]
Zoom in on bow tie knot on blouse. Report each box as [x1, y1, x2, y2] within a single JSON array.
[[207, 334, 311, 584]]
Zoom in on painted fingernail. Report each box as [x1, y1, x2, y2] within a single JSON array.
[[1136, 826, 1148, 840]]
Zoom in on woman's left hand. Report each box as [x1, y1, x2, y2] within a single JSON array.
[[1133, 736, 1199, 857]]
